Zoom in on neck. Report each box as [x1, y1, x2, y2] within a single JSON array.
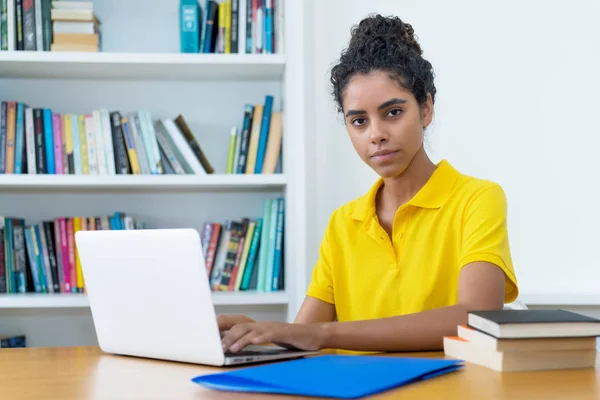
[[380, 147, 437, 209]]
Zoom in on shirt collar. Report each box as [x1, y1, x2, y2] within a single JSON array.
[[351, 159, 460, 221]]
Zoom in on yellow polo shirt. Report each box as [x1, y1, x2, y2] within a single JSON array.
[[307, 159, 518, 322]]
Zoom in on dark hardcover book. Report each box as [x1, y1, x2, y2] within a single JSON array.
[[202, 1, 218, 53], [245, 0, 252, 53], [236, 105, 253, 174], [0, 335, 26, 348], [33, 108, 46, 174], [469, 309, 600, 339], [230, 0, 238, 53], [43, 221, 60, 293], [12, 219, 27, 293], [173, 114, 214, 173], [22, 0, 35, 50], [1, 0, 7, 50], [0, 102, 6, 174], [4, 218, 14, 293], [110, 111, 130, 174], [41, 0, 51, 50], [15, 0, 24, 50], [0, 221, 5, 293]]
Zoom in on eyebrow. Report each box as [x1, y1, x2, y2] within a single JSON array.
[[344, 98, 407, 118]]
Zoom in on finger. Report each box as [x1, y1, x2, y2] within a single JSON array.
[[221, 324, 251, 351], [216, 315, 238, 331], [251, 332, 275, 346], [228, 331, 262, 353]]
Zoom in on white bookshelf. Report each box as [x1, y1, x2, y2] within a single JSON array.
[[0, 0, 308, 348], [0, 173, 287, 190], [0, 52, 286, 81], [0, 292, 289, 308]]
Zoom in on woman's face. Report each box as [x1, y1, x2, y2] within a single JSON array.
[[341, 71, 433, 178]]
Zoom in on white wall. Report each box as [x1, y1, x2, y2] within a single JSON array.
[[305, 0, 600, 305]]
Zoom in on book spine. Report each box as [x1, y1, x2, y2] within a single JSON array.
[[78, 115, 88, 175], [15, 0, 23, 50], [41, 0, 50, 50], [4, 219, 14, 293], [43, 221, 59, 292], [91, 111, 106, 175], [205, 223, 221, 277], [6, 0, 14, 51], [34, 0, 42, 50], [0, 219, 5, 293], [231, 0, 238, 53], [31, 225, 47, 292], [180, 0, 199, 53], [254, 95, 273, 173], [22, 0, 35, 50], [66, 218, 75, 292], [24, 106, 36, 174], [5, 101, 16, 174], [14, 103, 24, 174], [12, 219, 27, 293], [240, 217, 262, 290], [53, 219, 64, 292], [33, 109, 46, 173], [0, 102, 6, 173], [52, 112, 63, 174], [37, 223, 54, 293], [84, 114, 97, 174], [42, 108, 54, 174], [24, 227, 41, 293], [120, 118, 141, 174], [236, 105, 253, 173], [271, 197, 284, 290], [264, 0, 272, 53], [110, 111, 130, 174]]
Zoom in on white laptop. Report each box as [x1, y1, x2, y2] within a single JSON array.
[[74, 228, 317, 366]]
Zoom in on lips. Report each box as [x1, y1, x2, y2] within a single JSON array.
[[371, 149, 398, 158]]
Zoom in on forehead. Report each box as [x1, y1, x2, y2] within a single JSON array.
[[342, 71, 413, 111]]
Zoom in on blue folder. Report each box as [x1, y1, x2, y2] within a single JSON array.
[[192, 355, 464, 399]]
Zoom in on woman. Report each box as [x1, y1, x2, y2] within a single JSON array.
[[219, 14, 519, 353]]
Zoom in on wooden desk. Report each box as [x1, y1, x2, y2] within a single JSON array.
[[0, 346, 598, 399]]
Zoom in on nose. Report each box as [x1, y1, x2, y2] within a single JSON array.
[[369, 120, 388, 144]]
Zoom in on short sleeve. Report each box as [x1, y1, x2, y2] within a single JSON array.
[[306, 219, 335, 304], [459, 183, 519, 303]]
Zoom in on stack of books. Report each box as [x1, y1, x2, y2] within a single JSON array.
[[50, 0, 100, 52], [444, 309, 600, 372]]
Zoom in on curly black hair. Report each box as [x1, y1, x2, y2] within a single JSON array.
[[330, 14, 437, 113]]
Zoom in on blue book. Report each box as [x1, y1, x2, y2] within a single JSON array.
[[192, 355, 463, 398], [180, 0, 199, 53], [264, 0, 273, 53], [271, 197, 284, 290], [253, 95, 273, 173], [14, 102, 24, 174], [43, 108, 54, 174]]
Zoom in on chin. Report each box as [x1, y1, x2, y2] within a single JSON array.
[[371, 163, 408, 179]]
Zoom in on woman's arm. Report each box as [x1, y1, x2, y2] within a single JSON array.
[[220, 262, 506, 352], [295, 296, 336, 324]]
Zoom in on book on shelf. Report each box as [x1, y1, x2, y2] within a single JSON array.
[[0, 101, 222, 175], [227, 94, 283, 174], [0, 334, 26, 348], [0, 0, 100, 52], [443, 309, 600, 372], [181, 0, 283, 54], [0, 212, 143, 295], [203, 196, 284, 292]]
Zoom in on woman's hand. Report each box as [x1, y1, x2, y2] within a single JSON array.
[[220, 321, 327, 353], [217, 314, 255, 332]]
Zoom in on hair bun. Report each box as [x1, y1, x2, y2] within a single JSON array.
[[350, 14, 423, 55]]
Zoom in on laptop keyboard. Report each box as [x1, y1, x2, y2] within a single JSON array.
[[225, 345, 294, 357]]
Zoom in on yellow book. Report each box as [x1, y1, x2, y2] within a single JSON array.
[[73, 217, 84, 291], [63, 115, 74, 174], [245, 105, 263, 174], [218, 2, 225, 53], [234, 221, 255, 290], [225, 0, 231, 53], [78, 115, 89, 174], [121, 117, 141, 174], [226, 127, 237, 174]]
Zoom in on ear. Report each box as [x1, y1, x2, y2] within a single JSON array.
[[420, 93, 434, 128]]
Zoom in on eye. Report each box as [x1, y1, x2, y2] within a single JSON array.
[[387, 108, 402, 117], [351, 117, 366, 127]]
